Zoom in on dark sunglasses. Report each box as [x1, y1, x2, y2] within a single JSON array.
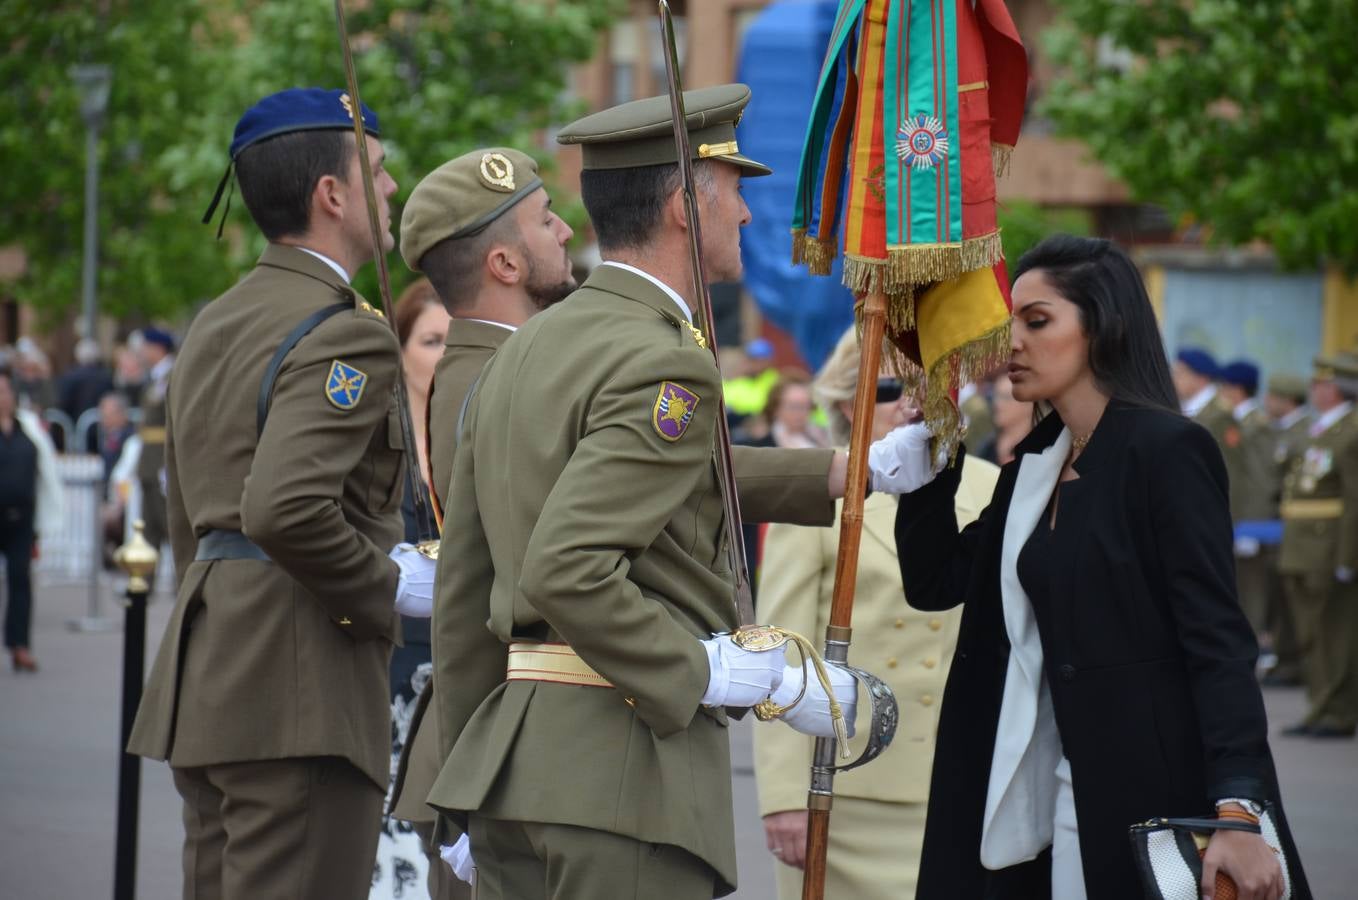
[[875, 378, 904, 404]]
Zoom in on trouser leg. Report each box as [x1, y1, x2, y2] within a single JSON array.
[[1235, 553, 1270, 637], [1284, 573, 1326, 723], [173, 766, 228, 900], [414, 820, 471, 900], [1268, 555, 1303, 680], [0, 514, 34, 649], [1311, 578, 1358, 731]]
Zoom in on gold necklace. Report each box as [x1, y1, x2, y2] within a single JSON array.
[[1071, 433, 1092, 453]]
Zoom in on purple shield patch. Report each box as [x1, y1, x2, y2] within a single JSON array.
[[652, 381, 701, 442]]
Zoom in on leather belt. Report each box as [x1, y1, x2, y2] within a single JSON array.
[[506, 642, 613, 688], [195, 529, 271, 562], [1280, 498, 1344, 520]]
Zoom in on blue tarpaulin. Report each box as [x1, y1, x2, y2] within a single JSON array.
[[736, 0, 855, 372]]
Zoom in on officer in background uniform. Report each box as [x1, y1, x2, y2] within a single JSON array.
[[1262, 373, 1312, 684], [1173, 346, 1232, 443], [427, 85, 868, 900], [1277, 352, 1358, 739], [134, 327, 175, 553], [1218, 360, 1278, 635], [127, 89, 436, 899], [388, 147, 577, 899]]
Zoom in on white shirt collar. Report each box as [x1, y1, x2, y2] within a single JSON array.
[[1313, 401, 1352, 435], [1277, 407, 1308, 431], [1232, 398, 1259, 422], [462, 318, 517, 333], [1182, 384, 1218, 417], [600, 261, 692, 324], [297, 247, 351, 284], [150, 355, 174, 384]]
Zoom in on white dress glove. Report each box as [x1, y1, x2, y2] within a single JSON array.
[[390, 543, 436, 618], [439, 834, 474, 883], [700, 634, 787, 707], [1336, 565, 1356, 584], [868, 422, 945, 494], [1233, 535, 1261, 558], [767, 662, 859, 739]]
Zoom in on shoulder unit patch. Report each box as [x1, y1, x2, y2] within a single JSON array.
[[325, 360, 368, 410], [652, 381, 700, 442]]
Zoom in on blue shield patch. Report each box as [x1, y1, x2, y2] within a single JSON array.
[[325, 360, 368, 410]]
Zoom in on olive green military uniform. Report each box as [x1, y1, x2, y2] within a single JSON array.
[[1222, 402, 1279, 632], [1192, 389, 1234, 447], [128, 244, 405, 899], [1278, 358, 1358, 735], [136, 363, 170, 551], [1268, 389, 1313, 681]]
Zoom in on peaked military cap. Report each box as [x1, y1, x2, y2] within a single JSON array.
[[557, 83, 771, 176], [1313, 351, 1358, 387], [1266, 373, 1308, 403], [400, 148, 544, 272], [230, 87, 379, 160]]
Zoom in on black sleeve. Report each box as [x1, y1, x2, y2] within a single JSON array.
[[894, 453, 994, 612], [1149, 421, 1269, 802]]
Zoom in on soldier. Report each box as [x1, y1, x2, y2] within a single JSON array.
[[426, 85, 872, 899], [388, 147, 576, 900], [1277, 352, 1358, 739], [1218, 360, 1278, 634], [134, 327, 175, 553], [1172, 346, 1232, 443], [127, 88, 437, 899], [1262, 373, 1311, 685]]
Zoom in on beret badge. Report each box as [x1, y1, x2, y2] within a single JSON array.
[[479, 153, 517, 192]]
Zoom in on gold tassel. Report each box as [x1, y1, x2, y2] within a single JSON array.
[[992, 143, 1014, 180], [791, 228, 807, 266], [802, 236, 838, 276]]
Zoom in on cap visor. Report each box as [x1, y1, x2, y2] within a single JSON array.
[[723, 153, 772, 177]]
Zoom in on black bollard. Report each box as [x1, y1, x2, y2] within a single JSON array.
[[113, 521, 158, 900]]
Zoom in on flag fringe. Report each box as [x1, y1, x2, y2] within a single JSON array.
[[791, 228, 839, 275], [992, 143, 1014, 180], [921, 317, 1013, 463]]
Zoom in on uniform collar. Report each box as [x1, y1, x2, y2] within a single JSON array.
[[1312, 401, 1352, 435], [257, 243, 353, 292], [598, 261, 693, 323], [445, 318, 516, 350], [1182, 383, 1218, 417], [296, 247, 351, 283], [1232, 397, 1259, 422], [1277, 407, 1308, 431]]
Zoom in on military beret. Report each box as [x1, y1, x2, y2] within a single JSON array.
[[1219, 360, 1259, 394], [1175, 347, 1219, 379], [558, 83, 771, 177], [142, 327, 175, 353], [400, 148, 544, 272], [229, 88, 378, 160], [1266, 373, 1308, 403]]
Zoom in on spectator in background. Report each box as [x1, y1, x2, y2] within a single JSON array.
[[977, 374, 1033, 466], [1261, 374, 1311, 686], [959, 378, 996, 452], [754, 327, 1001, 899], [766, 373, 829, 449], [1218, 360, 1278, 639], [97, 393, 135, 479], [724, 336, 780, 430], [13, 337, 56, 412], [1173, 346, 1231, 442], [113, 342, 146, 409], [0, 369, 63, 673], [57, 338, 114, 444]]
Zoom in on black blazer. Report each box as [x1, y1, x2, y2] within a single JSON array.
[[896, 400, 1310, 899]]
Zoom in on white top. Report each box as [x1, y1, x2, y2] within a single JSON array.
[[1311, 401, 1353, 437], [1232, 398, 1260, 422], [298, 247, 351, 284], [15, 408, 63, 538], [1277, 407, 1308, 431], [462, 318, 517, 333], [1182, 384, 1219, 417], [600, 261, 693, 323]]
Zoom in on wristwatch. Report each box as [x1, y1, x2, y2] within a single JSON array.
[[1215, 797, 1265, 816]]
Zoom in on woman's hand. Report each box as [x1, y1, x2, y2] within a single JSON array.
[[762, 810, 808, 869], [1201, 827, 1283, 900]]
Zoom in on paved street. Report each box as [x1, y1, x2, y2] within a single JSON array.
[[3, 578, 1355, 898]]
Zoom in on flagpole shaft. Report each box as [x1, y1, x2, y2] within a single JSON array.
[[800, 289, 888, 900]]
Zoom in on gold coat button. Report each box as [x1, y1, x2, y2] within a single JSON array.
[[920, 694, 934, 706], [887, 658, 898, 668], [929, 619, 943, 631], [923, 658, 937, 669], [894, 618, 905, 629]]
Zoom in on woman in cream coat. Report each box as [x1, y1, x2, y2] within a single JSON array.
[[753, 329, 1001, 899]]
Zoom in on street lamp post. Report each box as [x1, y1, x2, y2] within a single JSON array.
[[71, 64, 112, 342]]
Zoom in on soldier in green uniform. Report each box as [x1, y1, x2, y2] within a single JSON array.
[[1173, 346, 1232, 443], [1217, 360, 1278, 634], [388, 146, 577, 899], [1262, 373, 1312, 684], [127, 88, 438, 899], [427, 85, 870, 899], [134, 327, 175, 553], [1277, 352, 1358, 739]]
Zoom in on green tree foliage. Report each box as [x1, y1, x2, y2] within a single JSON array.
[[1, 0, 622, 324], [1042, 0, 1358, 270], [998, 200, 1092, 273]]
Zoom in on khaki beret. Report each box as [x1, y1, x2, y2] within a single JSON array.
[[557, 83, 771, 176], [400, 148, 543, 271], [1266, 373, 1308, 403]]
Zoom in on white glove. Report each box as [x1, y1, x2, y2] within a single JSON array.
[[700, 634, 786, 707], [1336, 565, 1355, 584], [390, 543, 436, 617], [868, 422, 945, 494], [768, 662, 859, 739], [439, 834, 474, 883], [1233, 536, 1261, 558]]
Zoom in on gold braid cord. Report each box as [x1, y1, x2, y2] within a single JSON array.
[[730, 625, 851, 756]]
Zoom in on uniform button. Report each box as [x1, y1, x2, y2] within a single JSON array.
[[339, 617, 352, 626], [894, 618, 905, 629], [1059, 664, 1076, 682], [887, 658, 899, 668], [920, 694, 934, 706], [922, 658, 937, 669], [929, 619, 943, 632]]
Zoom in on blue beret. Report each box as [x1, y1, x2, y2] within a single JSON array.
[[229, 88, 379, 159], [1220, 360, 1260, 394], [142, 327, 175, 352], [1176, 347, 1218, 379], [745, 338, 774, 359]]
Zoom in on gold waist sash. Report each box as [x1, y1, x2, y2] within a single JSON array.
[[1281, 498, 1344, 520], [506, 642, 613, 688], [138, 425, 166, 445]]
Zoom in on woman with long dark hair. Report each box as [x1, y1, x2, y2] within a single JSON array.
[[874, 235, 1309, 899]]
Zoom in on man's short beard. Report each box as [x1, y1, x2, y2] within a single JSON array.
[[523, 252, 577, 310]]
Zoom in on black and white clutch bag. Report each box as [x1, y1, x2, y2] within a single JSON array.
[[1128, 812, 1291, 900]]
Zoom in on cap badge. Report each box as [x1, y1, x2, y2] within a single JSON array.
[[652, 381, 700, 442], [340, 93, 357, 121], [697, 140, 739, 160], [479, 153, 516, 192]]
